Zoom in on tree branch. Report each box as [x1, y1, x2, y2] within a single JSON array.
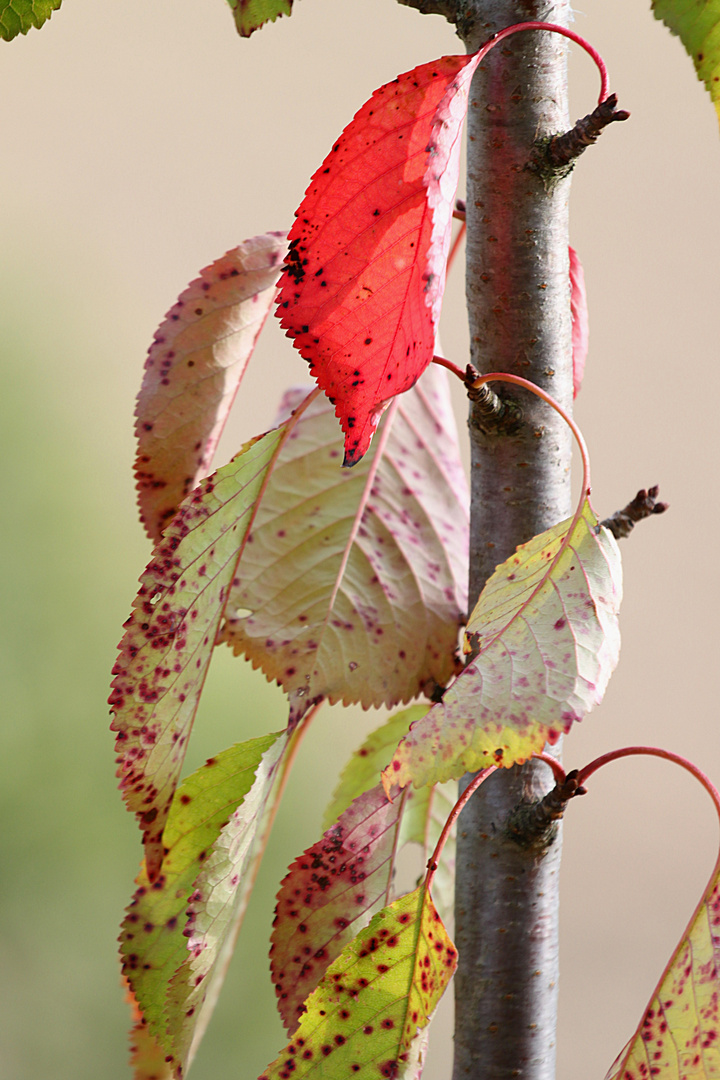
[[600, 485, 668, 540]]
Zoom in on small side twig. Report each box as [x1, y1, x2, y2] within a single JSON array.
[[464, 363, 523, 435], [506, 769, 586, 848], [545, 93, 630, 169], [600, 485, 668, 541]]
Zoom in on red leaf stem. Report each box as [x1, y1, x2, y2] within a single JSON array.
[[425, 767, 495, 895]]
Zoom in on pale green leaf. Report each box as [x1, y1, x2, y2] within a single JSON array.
[[605, 859, 720, 1080], [219, 363, 468, 724], [119, 732, 283, 1060], [164, 734, 287, 1076], [110, 427, 285, 879], [0, 0, 61, 39], [135, 233, 287, 542], [384, 500, 623, 790], [259, 884, 457, 1080], [226, 0, 293, 37], [653, 0, 720, 124]]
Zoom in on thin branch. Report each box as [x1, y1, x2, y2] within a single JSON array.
[[506, 768, 586, 846], [600, 485, 668, 540], [544, 93, 630, 169]]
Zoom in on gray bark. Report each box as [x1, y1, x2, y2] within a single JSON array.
[[453, 4, 573, 1079]]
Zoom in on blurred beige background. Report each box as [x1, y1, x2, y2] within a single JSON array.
[[1, 1, 719, 1078]]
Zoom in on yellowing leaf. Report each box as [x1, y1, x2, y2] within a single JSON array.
[[135, 234, 286, 542], [110, 427, 284, 879], [119, 732, 283, 1068], [259, 884, 457, 1080], [653, 0, 720, 125], [384, 500, 623, 791], [605, 859, 720, 1080], [164, 734, 287, 1077], [219, 363, 467, 724]]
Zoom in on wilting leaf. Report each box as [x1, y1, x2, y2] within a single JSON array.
[[164, 734, 287, 1077], [0, 0, 61, 39], [271, 783, 407, 1034], [569, 246, 588, 399], [259, 884, 457, 1080], [135, 234, 286, 542], [605, 857, 720, 1080], [219, 363, 467, 724], [276, 51, 482, 464], [110, 427, 284, 879], [119, 732, 283, 1069], [322, 706, 456, 923], [653, 0, 720, 125], [384, 500, 623, 791], [226, 0, 293, 37]]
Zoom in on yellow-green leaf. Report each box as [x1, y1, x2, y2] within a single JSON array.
[[226, 0, 293, 37], [219, 364, 467, 724], [605, 859, 720, 1080], [384, 499, 623, 791], [110, 427, 284, 879], [0, 0, 61, 39], [653, 0, 720, 125], [259, 884, 457, 1080], [119, 732, 283, 1070]]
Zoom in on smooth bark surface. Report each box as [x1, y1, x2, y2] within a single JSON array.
[[454, 4, 573, 1078]]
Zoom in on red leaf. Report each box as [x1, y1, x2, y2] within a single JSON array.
[[276, 53, 481, 465], [569, 245, 588, 398]]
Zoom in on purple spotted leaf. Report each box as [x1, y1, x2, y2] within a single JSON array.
[[322, 706, 456, 923], [384, 499, 623, 792], [135, 233, 286, 542], [119, 732, 284, 1074], [276, 52, 482, 465], [259, 883, 457, 1080], [605, 856, 720, 1080], [110, 426, 286, 880], [271, 782, 408, 1034], [218, 362, 468, 724]]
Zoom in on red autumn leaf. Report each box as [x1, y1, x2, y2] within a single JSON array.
[[569, 245, 589, 398], [276, 52, 481, 465]]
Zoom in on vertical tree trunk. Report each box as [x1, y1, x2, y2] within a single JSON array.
[[452, 4, 573, 1078]]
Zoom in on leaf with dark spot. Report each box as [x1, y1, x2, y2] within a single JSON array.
[[653, 0, 720, 126], [135, 234, 286, 542], [384, 500, 623, 792], [260, 884, 456, 1080], [111, 427, 285, 878], [276, 51, 483, 464]]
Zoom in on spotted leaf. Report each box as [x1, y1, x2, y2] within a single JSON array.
[[0, 0, 61, 39], [653, 0, 720, 126], [605, 857, 720, 1080], [163, 733, 287, 1078], [119, 732, 283, 1073], [271, 783, 408, 1034], [384, 500, 623, 792], [259, 883, 457, 1080], [569, 245, 588, 398], [219, 363, 467, 725], [276, 51, 482, 464], [135, 233, 286, 542], [110, 426, 285, 880], [226, 0, 293, 37]]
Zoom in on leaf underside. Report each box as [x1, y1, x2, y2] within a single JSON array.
[[653, 0, 720, 124], [260, 884, 457, 1080], [276, 51, 480, 465], [0, 0, 60, 39], [605, 859, 720, 1080], [384, 500, 623, 792], [120, 733, 285, 1079], [110, 427, 284, 879], [219, 362, 468, 725], [135, 233, 286, 542], [226, 0, 293, 37]]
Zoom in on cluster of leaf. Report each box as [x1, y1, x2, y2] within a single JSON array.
[[8, 0, 720, 1076]]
